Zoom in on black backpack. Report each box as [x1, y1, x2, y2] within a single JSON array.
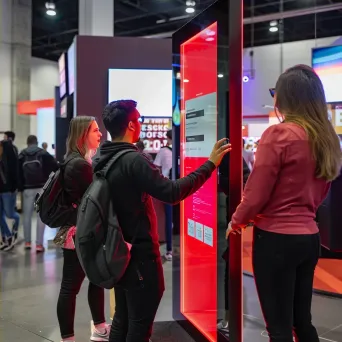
[[34, 156, 79, 228], [22, 151, 45, 188], [75, 149, 135, 289]]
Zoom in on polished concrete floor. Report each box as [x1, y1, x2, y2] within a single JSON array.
[[1, 218, 342, 342]]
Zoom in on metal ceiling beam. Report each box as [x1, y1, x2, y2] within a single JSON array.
[[243, 3, 342, 24], [141, 3, 342, 38]]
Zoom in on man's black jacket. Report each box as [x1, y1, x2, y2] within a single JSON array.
[[93, 141, 216, 261]]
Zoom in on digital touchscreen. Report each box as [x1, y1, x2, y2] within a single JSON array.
[[180, 22, 218, 342]]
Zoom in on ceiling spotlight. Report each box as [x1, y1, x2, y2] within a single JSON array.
[[185, 7, 195, 13], [185, 0, 196, 14], [205, 37, 214, 42], [243, 76, 249, 83], [45, 2, 56, 16], [218, 74, 224, 78], [269, 26, 279, 33], [183, 79, 189, 83], [270, 20, 278, 27]]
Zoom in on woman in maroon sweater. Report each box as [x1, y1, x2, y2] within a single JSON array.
[[229, 65, 341, 342]]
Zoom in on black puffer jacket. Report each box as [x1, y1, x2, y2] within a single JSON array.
[[0, 140, 19, 193]]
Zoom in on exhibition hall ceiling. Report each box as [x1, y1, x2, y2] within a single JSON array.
[[32, 0, 342, 61]]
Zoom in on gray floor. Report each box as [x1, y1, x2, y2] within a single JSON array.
[[0, 218, 341, 342]]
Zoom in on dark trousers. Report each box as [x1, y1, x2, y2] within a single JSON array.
[[253, 227, 320, 342], [109, 258, 165, 342], [164, 203, 173, 252], [57, 249, 105, 339]]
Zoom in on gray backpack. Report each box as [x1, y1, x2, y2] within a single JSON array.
[[75, 149, 135, 289]]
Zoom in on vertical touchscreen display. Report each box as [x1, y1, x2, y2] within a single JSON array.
[[180, 22, 218, 342]]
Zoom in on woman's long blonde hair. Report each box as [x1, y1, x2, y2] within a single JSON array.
[[65, 116, 96, 158], [275, 64, 341, 182]]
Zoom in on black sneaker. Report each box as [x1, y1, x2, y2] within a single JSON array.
[[0, 240, 8, 251], [3, 237, 15, 251]]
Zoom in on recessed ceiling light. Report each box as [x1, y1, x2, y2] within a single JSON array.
[[218, 74, 224, 78], [46, 9, 56, 16], [270, 20, 278, 27], [269, 26, 279, 33], [185, 7, 195, 13], [183, 79, 189, 83], [45, 2, 56, 16], [205, 37, 214, 42]]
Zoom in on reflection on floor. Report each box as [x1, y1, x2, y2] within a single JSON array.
[[1, 222, 342, 342]]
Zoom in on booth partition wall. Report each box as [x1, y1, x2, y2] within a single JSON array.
[[172, 0, 244, 341]]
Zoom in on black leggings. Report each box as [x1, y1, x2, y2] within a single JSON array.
[[253, 227, 320, 342], [57, 249, 105, 339]]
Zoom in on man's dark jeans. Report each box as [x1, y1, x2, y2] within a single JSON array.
[[253, 227, 320, 342], [109, 257, 165, 342]]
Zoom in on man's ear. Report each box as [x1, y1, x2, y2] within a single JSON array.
[[128, 121, 135, 132]]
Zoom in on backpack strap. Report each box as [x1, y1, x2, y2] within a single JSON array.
[[101, 149, 136, 178]]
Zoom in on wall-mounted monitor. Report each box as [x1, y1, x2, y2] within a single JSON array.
[[312, 45, 342, 103], [108, 68, 172, 117], [58, 53, 68, 99], [67, 42, 75, 95]]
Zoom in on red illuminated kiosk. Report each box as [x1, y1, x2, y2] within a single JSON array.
[[172, 0, 243, 341]]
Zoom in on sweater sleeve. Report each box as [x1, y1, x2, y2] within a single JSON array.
[[131, 154, 216, 204], [231, 124, 289, 226]]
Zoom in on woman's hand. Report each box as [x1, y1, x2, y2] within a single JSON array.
[[209, 138, 232, 167]]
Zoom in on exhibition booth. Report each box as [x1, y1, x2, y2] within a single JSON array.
[[19, 2, 342, 339], [55, 35, 173, 242]]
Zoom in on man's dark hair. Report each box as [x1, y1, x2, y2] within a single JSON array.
[[27, 135, 38, 146], [5, 131, 15, 141], [103, 100, 138, 139], [166, 129, 172, 140]]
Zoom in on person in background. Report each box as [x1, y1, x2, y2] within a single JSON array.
[[0, 140, 19, 251], [154, 129, 173, 261], [136, 139, 153, 162], [55, 117, 109, 342], [96, 100, 231, 342], [242, 138, 254, 170], [18, 135, 58, 252], [42, 142, 48, 151], [227, 65, 342, 342], [4, 131, 18, 155]]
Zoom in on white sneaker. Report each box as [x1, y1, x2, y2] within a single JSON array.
[[164, 252, 172, 261], [217, 320, 229, 330], [90, 321, 111, 342]]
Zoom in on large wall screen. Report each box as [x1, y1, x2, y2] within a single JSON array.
[[180, 22, 218, 342], [108, 68, 172, 117], [312, 45, 342, 103]]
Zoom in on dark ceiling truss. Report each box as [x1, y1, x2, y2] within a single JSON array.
[[32, 0, 342, 61]]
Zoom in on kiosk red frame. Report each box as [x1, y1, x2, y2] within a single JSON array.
[[172, 1, 243, 341]]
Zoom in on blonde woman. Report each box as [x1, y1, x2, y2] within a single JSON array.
[[228, 65, 341, 342], [55, 116, 109, 342]]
